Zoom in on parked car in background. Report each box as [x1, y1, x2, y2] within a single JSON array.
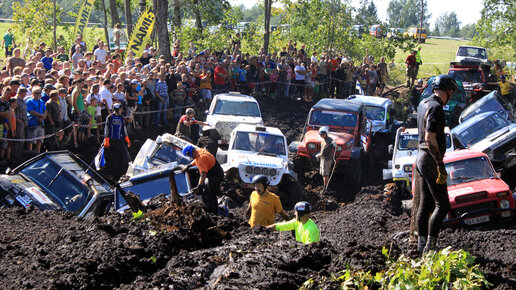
[[440, 150, 515, 226], [421, 76, 467, 127], [455, 45, 489, 65], [451, 112, 516, 171], [204, 92, 263, 147], [404, 27, 427, 42], [459, 90, 515, 124], [387, 28, 404, 39], [370, 25, 383, 38], [0, 151, 113, 218]]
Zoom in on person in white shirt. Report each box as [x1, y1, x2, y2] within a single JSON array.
[[294, 59, 306, 99], [99, 79, 113, 123], [93, 41, 109, 65], [310, 52, 318, 64]]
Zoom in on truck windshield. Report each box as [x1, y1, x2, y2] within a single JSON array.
[[366, 106, 385, 121], [457, 47, 487, 58], [213, 100, 260, 117], [398, 134, 452, 150], [20, 158, 91, 213], [457, 114, 509, 147], [233, 131, 286, 155], [309, 110, 357, 128], [449, 70, 482, 83], [445, 156, 496, 186]]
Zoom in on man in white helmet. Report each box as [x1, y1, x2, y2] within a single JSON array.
[[318, 126, 334, 187]]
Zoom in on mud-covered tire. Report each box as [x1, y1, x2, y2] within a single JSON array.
[[278, 177, 302, 209]]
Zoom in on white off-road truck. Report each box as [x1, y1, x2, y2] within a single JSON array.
[[383, 127, 455, 194], [217, 124, 301, 207], [204, 92, 264, 147]]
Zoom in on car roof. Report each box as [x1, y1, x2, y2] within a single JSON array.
[[312, 98, 364, 113], [347, 95, 392, 107], [234, 124, 284, 136], [457, 45, 485, 50], [214, 92, 257, 102], [451, 111, 499, 133], [444, 149, 488, 163]]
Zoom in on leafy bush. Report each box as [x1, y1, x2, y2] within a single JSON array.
[[302, 247, 491, 289]]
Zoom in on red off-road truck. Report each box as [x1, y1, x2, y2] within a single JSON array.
[[289, 98, 373, 183]]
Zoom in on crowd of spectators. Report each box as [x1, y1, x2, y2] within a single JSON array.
[[0, 30, 391, 162]]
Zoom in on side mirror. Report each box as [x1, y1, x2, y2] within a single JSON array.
[[204, 110, 209, 115], [388, 144, 394, 155], [288, 141, 300, 154]]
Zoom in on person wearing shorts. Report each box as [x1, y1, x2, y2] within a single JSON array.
[[318, 126, 334, 188]]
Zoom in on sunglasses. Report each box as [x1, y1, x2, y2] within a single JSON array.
[[33, 92, 41, 95]]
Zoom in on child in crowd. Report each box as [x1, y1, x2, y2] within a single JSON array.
[[88, 97, 100, 143]]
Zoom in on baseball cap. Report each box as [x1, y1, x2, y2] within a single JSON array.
[[131, 79, 138, 84], [113, 103, 122, 109]]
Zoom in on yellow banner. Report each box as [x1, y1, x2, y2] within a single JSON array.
[[128, 7, 156, 56], [74, 0, 96, 37]]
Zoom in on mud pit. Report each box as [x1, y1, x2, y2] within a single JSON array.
[[1, 96, 516, 289]]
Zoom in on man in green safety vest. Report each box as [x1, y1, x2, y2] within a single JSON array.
[[267, 201, 320, 244], [415, 45, 423, 79]]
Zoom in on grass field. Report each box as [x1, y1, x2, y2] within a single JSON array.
[[394, 38, 471, 79]]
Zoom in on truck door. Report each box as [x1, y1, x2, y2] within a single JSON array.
[[360, 119, 373, 152]]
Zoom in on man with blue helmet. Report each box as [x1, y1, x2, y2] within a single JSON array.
[[181, 144, 224, 214]]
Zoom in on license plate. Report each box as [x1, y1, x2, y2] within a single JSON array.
[[464, 215, 489, 225]]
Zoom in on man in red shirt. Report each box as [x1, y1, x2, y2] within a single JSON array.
[[406, 50, 417, 87], [175, 107, 208, 143], [213, 62, 227, 93]]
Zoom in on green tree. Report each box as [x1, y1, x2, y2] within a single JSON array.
[[434, 12, 461, 37], [474, 0, 515, 59], [354, 0, 380, 27], [387, 0, 430, 28], [460, 23, 477, 39]]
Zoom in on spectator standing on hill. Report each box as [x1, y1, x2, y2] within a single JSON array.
[[25, 86, 46, 153], [294, 59, 306, 100], [6, 48, 25, 76], [405, 50, 417, 87], [377, 57, 388, 95], [2, 28, 16, 57]]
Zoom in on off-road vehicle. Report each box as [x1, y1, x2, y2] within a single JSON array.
[[0, 151, 113, 217], [218, 124, 300, 207], [289, 98, 373, 183], [459, 90, 515, 124], [451, 111, 516, 172], [203, 92, 263, 147], [448, 60, 492, 103]]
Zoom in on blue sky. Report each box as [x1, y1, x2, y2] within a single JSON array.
[[228, 0, 483, 27]]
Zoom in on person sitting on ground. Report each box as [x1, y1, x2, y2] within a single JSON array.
[[267, 201, 320, 244], [246, 175, 290, 228]]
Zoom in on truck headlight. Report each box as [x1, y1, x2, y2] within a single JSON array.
[[336, 145, 343, 152], [254, 167, 261, 174], [403, 165, 413, 172], [307, 143, 316, 150], [270, 169, 277, 175], [261, 168, 269, 175], [215, 122, 222, 129], [246, 166, 253, 173], [500, 199, 511, 209], [497, 191, 509, 198]]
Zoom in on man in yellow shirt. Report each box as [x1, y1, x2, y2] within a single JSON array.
[[498, 75, 514, 103], [267, 201, 320, 244], [246, 175, 290, 228]]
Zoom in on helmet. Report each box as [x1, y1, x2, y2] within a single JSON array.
[[432, 75, 458, 92], [294, 201, 311, 215], [318, 126, 329, 135], [186, 108, 195, 115], [500, 75, 506, 79], [417, 79, 423, 83], [251, 175, 268, 187], [182, 144, 195, 157]]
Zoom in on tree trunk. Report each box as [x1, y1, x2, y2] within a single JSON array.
[[173, 0, 181, 29], [139, 0, 146, 15], [124, 0, 133, 38], [53, 0, 57, 51], [108, 0, 120, 27], [154, 0, 171, 62], [101, 0, 111, 49], [192, 0, 203, 32], [263, 0, 272, 54]]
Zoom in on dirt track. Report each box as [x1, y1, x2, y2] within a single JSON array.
[[0, 95, 515, 289]]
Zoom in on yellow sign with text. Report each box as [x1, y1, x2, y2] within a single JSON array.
[[74, 0, 96, 37], [128, 8, 156, 56]]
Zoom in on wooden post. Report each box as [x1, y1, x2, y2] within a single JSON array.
[[169, 170, 183, 205]]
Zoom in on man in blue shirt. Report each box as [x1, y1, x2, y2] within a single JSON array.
[[40, 49, 54, 72], [25, 86, 47, 152]]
